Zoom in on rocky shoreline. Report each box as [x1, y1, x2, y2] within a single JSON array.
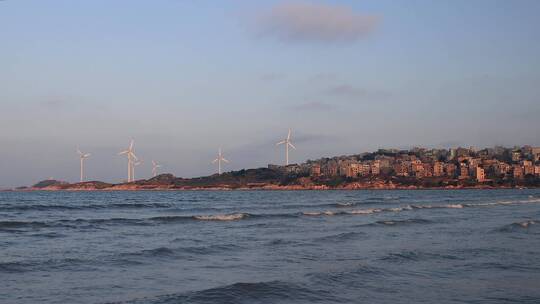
[[11, 181, 517, 192], [7, 168, 534, 192]]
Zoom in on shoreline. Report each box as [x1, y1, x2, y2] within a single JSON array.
[[5, 185, 534, 192]]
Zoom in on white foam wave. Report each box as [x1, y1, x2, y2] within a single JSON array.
[[349, 208, 382, 215], [445, 204, 464, 209], [299, 197, 540, 219], [517, 220, 536, 228], [302, 212, 321, 216], [303, 211, 339, 216], [194, 213, 248, 221]]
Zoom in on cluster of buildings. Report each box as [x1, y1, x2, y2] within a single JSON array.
[[270, 146, 540, 183]]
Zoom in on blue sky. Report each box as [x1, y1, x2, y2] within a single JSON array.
[[1, 0, 539, 186]]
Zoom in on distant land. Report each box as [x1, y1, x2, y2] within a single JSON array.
[[7, 145, 540, 191]]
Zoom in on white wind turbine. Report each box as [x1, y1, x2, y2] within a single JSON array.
[[76, 147, 91, 183], [212, 147, 229, 175], [118, 139, 138, 182], [276, 128, 296, 166], [132, 159, 142, 181], [151, 160, 162, 177]]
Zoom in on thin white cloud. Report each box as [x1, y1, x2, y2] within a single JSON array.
[[256, 2, 380, 43]]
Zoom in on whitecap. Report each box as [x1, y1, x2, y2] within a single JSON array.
[[445, 204, 464, 209], [194, 213, 248, 221], [349, 208, 381, 215]]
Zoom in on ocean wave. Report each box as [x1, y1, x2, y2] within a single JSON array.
[[314, 231, 366, 243], [497, 220, 538, 233], [0, 257, 93, 273], [0, 261, 37, 273], [0, 218, 149, 231], [148, 215, 194, 223], [374, 218, 432, 226], [303, 211, 344, 216], [349, 208, 382, 215], [123, 281, 332, 304], [305, 264, 388, 288], [335, 202, 356, 207], [0, 220, 52, 229], [379, 250, 462, 263], [4, 197, 539, 231], [0, 202, 174, 212], [194, 213, 249, 221]]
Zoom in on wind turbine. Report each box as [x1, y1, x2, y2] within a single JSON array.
[[132, 160, 142, 181], [76, 147, 91, 183], [276, 128, 296, 166], [118, 139, 138, 182], [212, 147, 229, 175], [151, 160, 162, 177]]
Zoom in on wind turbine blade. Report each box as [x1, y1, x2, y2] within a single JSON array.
[[212, 159, 218, 163], [77, 148, 83, 155], [222, 158, 230, 163], [118, 150, 129, 155], [288, 142, 296, 150], [287, 129, 291, 140], [129, 139, 134, 150], [130, 152, 138, 161], [84, 153, 91, 158], [276, 141, 286, 146]]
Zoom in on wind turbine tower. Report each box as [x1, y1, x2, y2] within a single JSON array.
[[212, 147, 229, 175], [118, 139, 138, 182], [132, 160, 142, 181], [276, 129, 296, 165], [152, 160, 162, 177], [77, 148, 91, 183]]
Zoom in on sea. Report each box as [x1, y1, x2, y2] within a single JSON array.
[[1, 189, 540, 304]]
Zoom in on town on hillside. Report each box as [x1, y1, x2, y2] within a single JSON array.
[[269, 146, 540, 188]]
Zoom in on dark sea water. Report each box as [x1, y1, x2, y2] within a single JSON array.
[[1, 190, 540, 304]]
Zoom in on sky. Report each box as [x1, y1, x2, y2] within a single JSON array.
[[1, 0, 539, 187]]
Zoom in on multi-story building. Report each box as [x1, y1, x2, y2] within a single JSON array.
[[532, 147, 540, 162], [423, 163, 433, 177], [513, 165, 524, 180], [468, 158, 481, 176], [310, 164, 321, 177], [521, 160, 534, 176], [445, 163, 457, 177], [322, 163, 338, 177], [371, 160, 381, 176], [476, 167, 486, 182], [494, 162, 511, 176], [375, 157, 392, 171], [433, 162, 444, 177], [345, 163, 361, 178], [411, 162, 424, 176], [459, 163, 469, 179], [360, 163, 371, 176], [415, 166, 426, 179], [512, 151, 522, 162], [394, 162, 409, 177]]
